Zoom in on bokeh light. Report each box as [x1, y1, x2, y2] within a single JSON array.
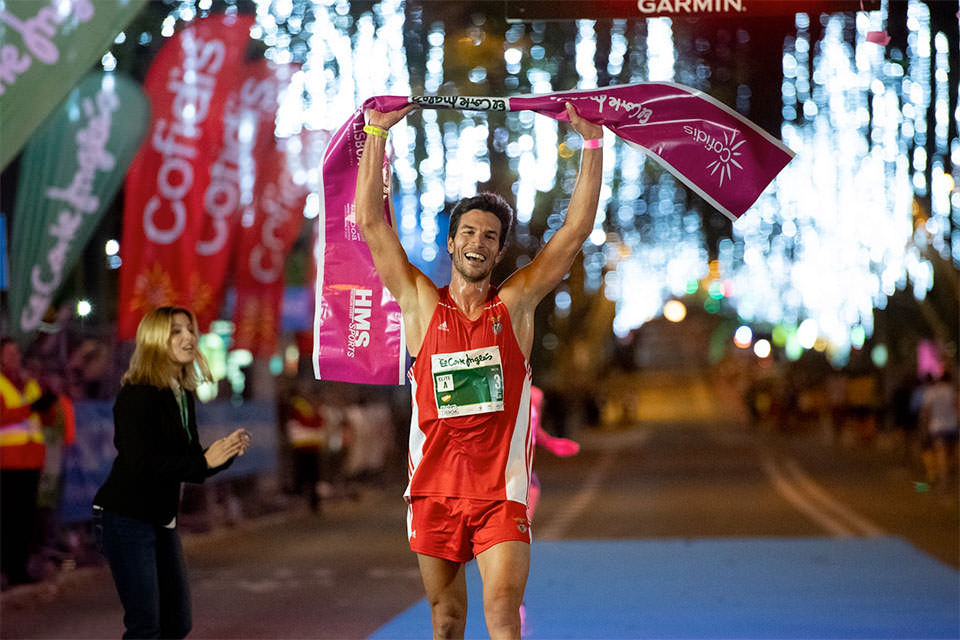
[[753, 339, 772, 359], [663, 300, 687, 323]]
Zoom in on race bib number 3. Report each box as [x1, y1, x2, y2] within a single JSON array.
[[431, 346, 504, 418]]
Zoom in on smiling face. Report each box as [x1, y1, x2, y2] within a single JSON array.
[[167, 312, 198, 367], [448, 209, 504, 283]]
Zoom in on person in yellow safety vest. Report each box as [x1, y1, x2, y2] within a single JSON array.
[[1, 337, 57, 587]]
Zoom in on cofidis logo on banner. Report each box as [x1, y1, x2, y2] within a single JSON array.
[[683, 125, 745, 188]]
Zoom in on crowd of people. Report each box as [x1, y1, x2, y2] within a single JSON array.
[[733, 355, 959, 490], [0, 332, 408, 593], [278, 378, 399, 514]]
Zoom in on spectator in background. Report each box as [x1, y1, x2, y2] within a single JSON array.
[[910, 374, 933, 437], [284, 379, 325, 513], [316, 388, 354, 500], [67, 338, 113, 400], [0, 337, 56, 587], [344, 397, 371, 485], [344, 394, 394, 487], [891, 373, 921, 466], [344, 394, 393, 486], [364, 397, 394, 486], [36, 370, 77, 564], [919, 370, 958, 491]]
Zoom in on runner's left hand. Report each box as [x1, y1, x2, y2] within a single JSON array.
[[565, 102, 603, 141]]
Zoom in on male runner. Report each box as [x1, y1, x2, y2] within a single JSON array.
[[355, 102, 602, 639]]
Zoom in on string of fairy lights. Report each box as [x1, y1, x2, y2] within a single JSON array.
[[112, 0, 956, 368]]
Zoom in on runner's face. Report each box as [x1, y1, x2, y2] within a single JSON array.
[[168, 313, 198, 366], [448, 209, 503, 282]]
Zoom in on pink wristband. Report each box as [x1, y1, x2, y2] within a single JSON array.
[[582, 138, 603, 149]]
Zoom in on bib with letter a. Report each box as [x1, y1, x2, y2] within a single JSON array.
[[406, 287, 533, 504]]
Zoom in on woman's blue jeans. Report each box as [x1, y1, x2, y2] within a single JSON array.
[[94, 508, 192, 639]]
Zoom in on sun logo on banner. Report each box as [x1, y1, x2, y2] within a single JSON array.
[[131, 263, 177, 316], [684, 124, 747, 188], [705, 130, 746, 188]]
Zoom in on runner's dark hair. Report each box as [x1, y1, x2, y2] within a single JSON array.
[[448, 192, 514, 251]]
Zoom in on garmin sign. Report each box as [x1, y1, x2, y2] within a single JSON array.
[[506, 0, 880, 21], [640, 0, 749, 12]]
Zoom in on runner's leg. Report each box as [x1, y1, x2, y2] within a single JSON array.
[[417, 553, 467, 639], [476, 541, 529, 640]]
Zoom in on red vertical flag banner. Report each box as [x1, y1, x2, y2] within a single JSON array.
[[193, 38, 267, 332], [231, 62, 311, 357], [117, 13, 253, 339]]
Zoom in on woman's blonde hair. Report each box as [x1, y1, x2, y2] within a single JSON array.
[[122, 306, 212, 390]]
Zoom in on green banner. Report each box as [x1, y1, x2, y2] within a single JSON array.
[[9, 71, 149, 340], [0, 0, 148, 170]]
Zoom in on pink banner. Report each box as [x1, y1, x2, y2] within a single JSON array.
[[314, 85, 793, 384], [312, 97, 407, 385], [418, 84, 794, 220]]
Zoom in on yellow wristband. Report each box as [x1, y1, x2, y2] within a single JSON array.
[[363, 124, 389, 138]]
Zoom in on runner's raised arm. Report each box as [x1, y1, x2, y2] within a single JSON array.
[[500, 102, 604, 357], [354, 104, 439, 355]]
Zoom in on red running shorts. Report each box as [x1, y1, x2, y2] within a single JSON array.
[[407, 496, 531, 563]]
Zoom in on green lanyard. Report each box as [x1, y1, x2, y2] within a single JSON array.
[[175, 387, 191, 442]]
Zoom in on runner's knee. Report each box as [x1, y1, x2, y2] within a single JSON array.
[[481, 592, 522, 640], [429, 598, 466, 638], [483, 584, 523, 619]]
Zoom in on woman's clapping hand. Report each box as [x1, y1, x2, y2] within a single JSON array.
[[204, 428, 251, 468]]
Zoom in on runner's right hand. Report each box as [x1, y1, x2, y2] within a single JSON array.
[[366, 103, 417, 131]]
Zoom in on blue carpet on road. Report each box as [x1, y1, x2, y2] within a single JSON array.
[[370, 537, 959, 639]]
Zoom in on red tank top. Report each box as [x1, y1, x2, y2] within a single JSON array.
[[406, 287, 533, 504]]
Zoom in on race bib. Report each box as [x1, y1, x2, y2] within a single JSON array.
[[431, 346, 504, 418]]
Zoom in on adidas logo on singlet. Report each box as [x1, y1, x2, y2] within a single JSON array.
[[437, 321, 449, 331]]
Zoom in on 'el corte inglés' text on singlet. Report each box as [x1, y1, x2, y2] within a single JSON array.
[[431, 345, 504, 418]]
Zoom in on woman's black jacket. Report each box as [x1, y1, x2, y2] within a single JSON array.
[[94, 383, 232, 526]]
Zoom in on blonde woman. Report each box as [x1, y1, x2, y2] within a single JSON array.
[[94, 306, 250, 638]]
